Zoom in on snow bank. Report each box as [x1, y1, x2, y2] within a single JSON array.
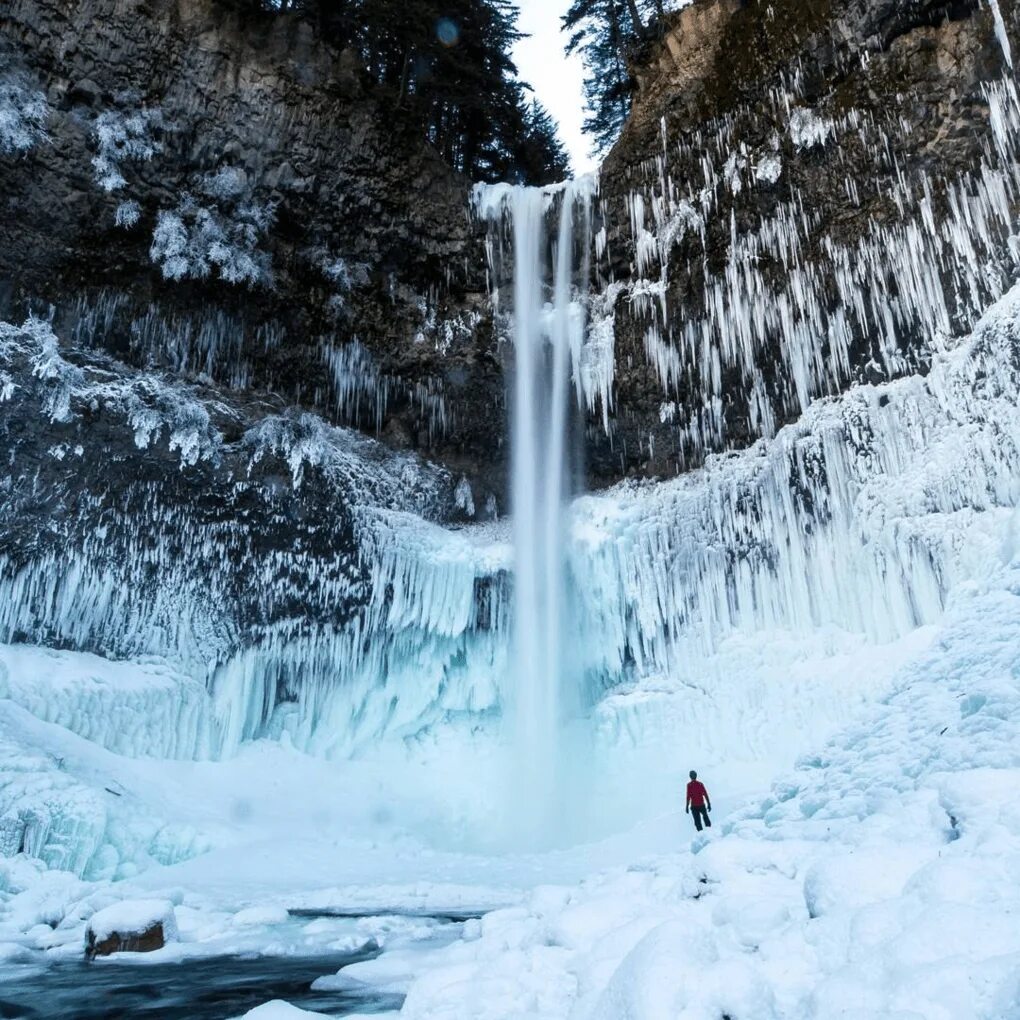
[[395, 548, 1020, 1019], [234, 1001, 328, 1019]]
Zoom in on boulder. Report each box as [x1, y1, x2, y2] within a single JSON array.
[[84, 899, 178, 960]]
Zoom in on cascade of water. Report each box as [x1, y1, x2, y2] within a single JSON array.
[[475, 179, 593, 837]]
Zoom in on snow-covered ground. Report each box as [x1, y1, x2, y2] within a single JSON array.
[[388, 547, 1020, 1020]]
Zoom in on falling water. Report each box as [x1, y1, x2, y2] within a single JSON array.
[[475, 179, 594, 839]]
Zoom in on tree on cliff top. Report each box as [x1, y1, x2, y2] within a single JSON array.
[[563, 0, 666, 156], [238, 0, 570, 184]]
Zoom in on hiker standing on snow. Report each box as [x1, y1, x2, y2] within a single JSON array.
[[686, 770, 712, 832]]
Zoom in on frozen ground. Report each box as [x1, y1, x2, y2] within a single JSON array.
[[0, 543, 1017, 1017], [386, 548, 1020, 1020]]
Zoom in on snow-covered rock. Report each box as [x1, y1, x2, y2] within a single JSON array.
[[84, 898, 177, 958]]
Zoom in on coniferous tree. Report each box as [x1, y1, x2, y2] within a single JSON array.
[[511, 100, 571, 186], [237, 0, 563, 184], [562, 0, 665, 157]]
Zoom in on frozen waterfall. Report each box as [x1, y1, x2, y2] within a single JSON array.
[[475, 180, 594, 838]]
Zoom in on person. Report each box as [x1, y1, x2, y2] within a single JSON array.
[[685, 770, 712, 831]]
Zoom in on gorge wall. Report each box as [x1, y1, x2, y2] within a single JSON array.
[[589, 0, 1020, 482], [0, 0, 1018, 770]]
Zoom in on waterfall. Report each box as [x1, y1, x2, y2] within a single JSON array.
[[475, 179, 594, 839]]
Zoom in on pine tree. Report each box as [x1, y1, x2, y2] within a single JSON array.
[[562, 0, 664, 157], [239, 0, 562, 183], [511, 100, 571, 186]]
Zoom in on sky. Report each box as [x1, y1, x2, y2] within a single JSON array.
[[512, 0, 596, 174]]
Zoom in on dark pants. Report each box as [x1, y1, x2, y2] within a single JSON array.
[[691, 805, 711, 831]]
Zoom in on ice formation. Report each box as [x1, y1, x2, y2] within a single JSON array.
[[601, 68, 1020, 469], [0, 71, 48, 154]]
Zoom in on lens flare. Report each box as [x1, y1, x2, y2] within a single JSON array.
[[436, 18, 459, 47]]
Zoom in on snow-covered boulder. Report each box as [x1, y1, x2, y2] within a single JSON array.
[[84, 898, 178, 959], [233, 1002, 329, 1019]]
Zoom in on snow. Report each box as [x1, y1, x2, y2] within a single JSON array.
[[234, 1002, 329, 1019], [389, 546, 1020, 1019], [86, 898, 177, 942], [0, 72, 48, 154]]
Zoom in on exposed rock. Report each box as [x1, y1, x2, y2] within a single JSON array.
[[0, 0, 504, 501], [590, 0, 1019, 482], [84, 899, 177, 959]]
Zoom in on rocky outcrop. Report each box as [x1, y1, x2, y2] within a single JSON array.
[[1, 0, 505, 504], [590, 0, 1019, 482]]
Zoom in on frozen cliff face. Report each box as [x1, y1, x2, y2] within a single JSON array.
[[0, 316, 510, 768], [588, 0, 1020, 483]]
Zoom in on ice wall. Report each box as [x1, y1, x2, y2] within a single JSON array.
[[568, 285, 1020, 693]]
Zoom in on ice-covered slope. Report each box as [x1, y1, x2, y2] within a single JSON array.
[[1, 282, 1019, 880], [389, 541, 1020, 1020]]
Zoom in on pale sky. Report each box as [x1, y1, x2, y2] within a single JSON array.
[[512, 0, 596, 174]]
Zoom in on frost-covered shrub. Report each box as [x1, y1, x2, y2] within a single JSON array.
[[755, 152, 783, 184], [244, 411, 357, 486], [311, 250, 370, 315], [114, 200, 141, 229], [116, 380, 219, 466], [150, 197, 273, 287], [0, 317, 222, 464], [91, 108, 162, 192], [0, 75, 49, 154], [317, 253, 369, 292], [243, 410, 445, 515], [0, 317, 85, 422], [200, 166, 248, 201]]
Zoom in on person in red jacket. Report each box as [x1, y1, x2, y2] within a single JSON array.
[[686, 770, 712, 831]]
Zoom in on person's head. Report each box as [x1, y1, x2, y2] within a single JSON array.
[[689, 770, 697, 780]]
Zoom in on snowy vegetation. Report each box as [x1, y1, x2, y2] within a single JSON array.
[[150, 196, 273, 287], [0, 73, 48, 154], [0, 317, 222, 464], [90, 106, 162, 192]]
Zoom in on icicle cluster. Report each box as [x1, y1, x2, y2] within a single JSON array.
[[568, 284, 1020, 696], [594, 68, 1020, 468]]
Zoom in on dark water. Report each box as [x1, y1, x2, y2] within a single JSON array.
[[0, 946, 403, 1019]]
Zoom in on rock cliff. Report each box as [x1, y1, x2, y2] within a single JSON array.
[[590, 0, 1018, 482]]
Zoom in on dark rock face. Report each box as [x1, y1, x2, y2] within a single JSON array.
[[5, 0, 1013, 498], [589, 0, 1019, 483], [1, 0, 505, 505]]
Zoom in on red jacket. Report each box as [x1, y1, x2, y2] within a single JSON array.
[[686, 780, 709, 809]]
